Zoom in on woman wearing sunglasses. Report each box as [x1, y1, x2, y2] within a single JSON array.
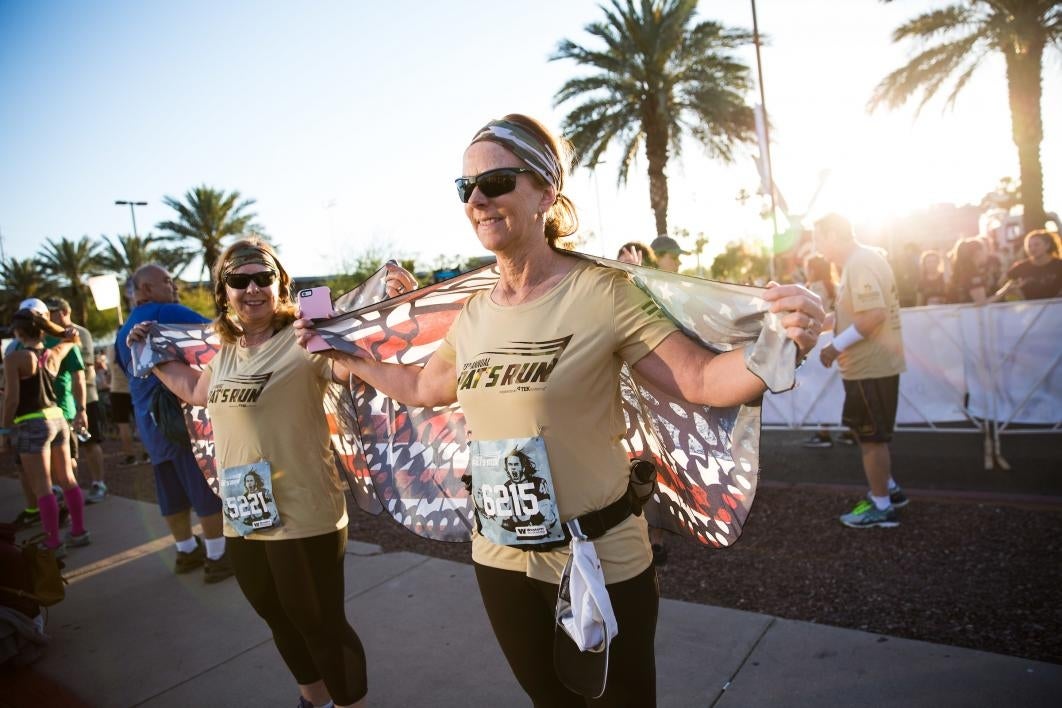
[[296, 114, 824, 706], [130, 238, 416, 708]]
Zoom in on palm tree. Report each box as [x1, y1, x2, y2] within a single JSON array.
[[36, 236, 101, 324], [99, 233, 162, 276], [98, 233, 196, 282], [156, 185, 260, 282], [0, 257, 57, 320], [552, 0, 756, 236], [152, 245, 197, 281], [869, 0, 1062, 233]]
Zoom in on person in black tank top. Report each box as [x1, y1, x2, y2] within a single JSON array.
[[2, 309, 90, 553]]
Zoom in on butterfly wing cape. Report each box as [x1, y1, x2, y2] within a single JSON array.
[[127, 263, 399, 504], [130, 255, 796, 547], [314, 253, 797, 547]]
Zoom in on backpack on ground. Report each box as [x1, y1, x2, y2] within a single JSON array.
[[0, 531, 66, 609]]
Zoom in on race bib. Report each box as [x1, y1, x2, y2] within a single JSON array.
[[219, 460, 281, 536], [470, 436, 565, 548]]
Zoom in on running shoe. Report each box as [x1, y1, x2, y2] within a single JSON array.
[[11, 508, 40, 529], [203, 552, 234, 584], [86, 481, 109, 504], [64, 529, 92, 547], [801, 434, 833, 449], [837, 431, 857, 446], [865, 488, 909, 509], [41, 541, 67, 560], [840, 500, 899, 529], [175, 536, 205, 574], [119, 454, 138, 467]]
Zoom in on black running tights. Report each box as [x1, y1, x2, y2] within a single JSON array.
[[227, 530, 366, 704], [474, 562, 659, 707]]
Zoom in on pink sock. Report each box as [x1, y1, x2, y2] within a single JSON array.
[[38, 494, 61, 547], [64, 485, 86, 535]]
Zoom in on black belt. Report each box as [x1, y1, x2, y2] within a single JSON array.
[[564, 493, 633, 541]]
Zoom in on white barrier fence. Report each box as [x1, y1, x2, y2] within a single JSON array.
[[764, 298, 1062, 461]]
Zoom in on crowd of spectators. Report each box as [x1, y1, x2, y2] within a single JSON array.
[[787, 228, 1061, 308]]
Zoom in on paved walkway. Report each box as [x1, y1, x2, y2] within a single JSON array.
[[2, 478, 1059, 707]]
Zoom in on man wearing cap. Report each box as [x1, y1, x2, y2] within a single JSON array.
[[649, 235, 690, 274], [114, 264, 232, 583], [7, 297, 86, 529], [47, 297, 108, 503]]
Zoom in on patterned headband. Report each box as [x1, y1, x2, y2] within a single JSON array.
[[225, 245, 279, 274], [470, 119, 562, 189]]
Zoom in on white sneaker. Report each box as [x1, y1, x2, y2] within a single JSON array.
[[86, 481, 108, 504]]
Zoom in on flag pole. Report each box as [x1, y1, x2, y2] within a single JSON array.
[[751, 0, 778, 282]]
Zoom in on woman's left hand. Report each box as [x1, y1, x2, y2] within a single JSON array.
[[385, 266, 419, 298], [762, 283, 826, 359]]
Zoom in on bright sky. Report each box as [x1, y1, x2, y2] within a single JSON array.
[[1, 0, 1059, 278]]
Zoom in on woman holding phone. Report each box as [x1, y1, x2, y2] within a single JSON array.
[[295, 114, 824, 706], [127, 237, 416, 708]]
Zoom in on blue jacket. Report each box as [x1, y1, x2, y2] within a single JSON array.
[[114, 302, 210, 463]]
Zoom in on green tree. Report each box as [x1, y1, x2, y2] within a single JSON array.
[[326, 246, 419, 300], [98, 233, 160, 276], [36, 236, 101, 324], [710, 241, 769, 285], [869, 0, 1062, 233], [552, 0, 756, 236], [1, 257, 57, 321], [156, 185, 260, 283]]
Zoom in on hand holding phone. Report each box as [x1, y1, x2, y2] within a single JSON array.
[[297, 286, 334, 353]]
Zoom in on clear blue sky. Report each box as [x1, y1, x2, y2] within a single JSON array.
[[2, 0, 1059, 277]]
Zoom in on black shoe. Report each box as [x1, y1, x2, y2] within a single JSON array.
[[801, 434, 833, 449], [11, 508, 40, 530], [651, 543, 668, 567], [837, 432, 857, 446], [175, 536, 205, 574], [203, 551, 234, 584]]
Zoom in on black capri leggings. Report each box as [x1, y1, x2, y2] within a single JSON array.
[[227, 529, 367, 704], [474, 562, 659, 707]]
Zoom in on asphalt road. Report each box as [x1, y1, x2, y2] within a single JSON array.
[[760, 429, 1062, 498]]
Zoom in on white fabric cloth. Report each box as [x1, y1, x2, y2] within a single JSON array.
[[559, 537, 618, 652]]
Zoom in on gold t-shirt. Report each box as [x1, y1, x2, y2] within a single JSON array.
[[835, 245, 907, 380], [436, 260, 677, 584], [203, 329, 348, 540], [108, 345, 130, 394]]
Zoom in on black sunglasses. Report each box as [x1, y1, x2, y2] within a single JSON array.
[[223, 270, 277, 289], [455, 167, 532, 203]]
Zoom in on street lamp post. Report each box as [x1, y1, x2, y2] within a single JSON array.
[[114, 200, 147, 238]]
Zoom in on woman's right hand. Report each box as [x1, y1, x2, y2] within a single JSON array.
[[293, 309, 341, 353], [126, 320, 156, 347], [292, 315, 315, 350], [617, 246, 643, 266]]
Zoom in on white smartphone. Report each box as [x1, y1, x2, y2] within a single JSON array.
[[297, 286, 334, 353]]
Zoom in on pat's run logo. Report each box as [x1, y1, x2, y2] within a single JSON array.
[[209, 372, 273, 406], [458, 335, 572, 393]]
